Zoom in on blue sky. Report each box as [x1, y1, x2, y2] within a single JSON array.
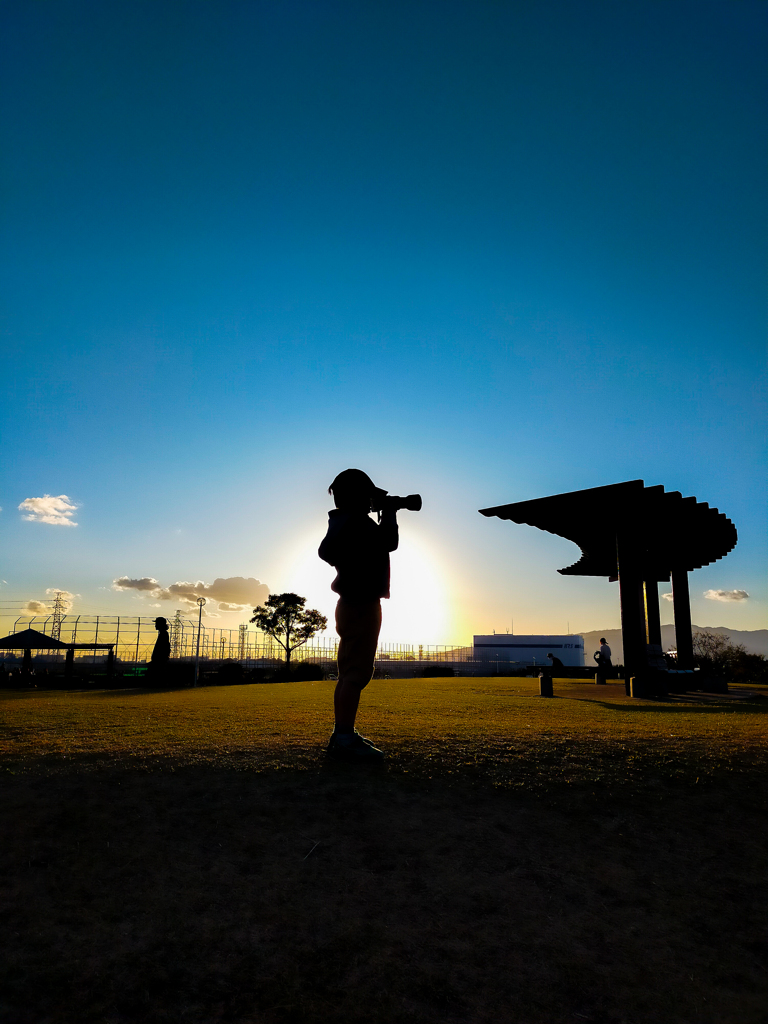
[[1, 0, 766, 642]]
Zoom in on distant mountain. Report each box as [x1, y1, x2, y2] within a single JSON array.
[[578, 626, 768, 666]]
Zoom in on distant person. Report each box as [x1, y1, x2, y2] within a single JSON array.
[[594, 637, 612, 682], [318, 468, 400, 762], [599, 638, 612, 666], [547, 653, 564, 669], [149, 617, 171, 683]]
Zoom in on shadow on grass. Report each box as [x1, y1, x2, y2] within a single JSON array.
[[589, 699, 768, 716], [1, 766, 767, 1024]]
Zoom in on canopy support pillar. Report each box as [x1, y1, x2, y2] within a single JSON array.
[[671, 566, 694, 669], [644, 580, 662, 647], [617, 532, 647, 681]]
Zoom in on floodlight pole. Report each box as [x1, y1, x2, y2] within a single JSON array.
[[194, 597, 206, 686]]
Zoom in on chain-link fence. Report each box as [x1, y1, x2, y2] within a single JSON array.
[[0, 613, 476, 668]]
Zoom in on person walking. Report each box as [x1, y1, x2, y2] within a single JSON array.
[[318, 469, 399, 762]]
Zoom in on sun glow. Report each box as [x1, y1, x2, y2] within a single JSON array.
[[278, 527, 454, 647]]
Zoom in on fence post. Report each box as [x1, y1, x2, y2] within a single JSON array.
[[135, 617, 141, 665]]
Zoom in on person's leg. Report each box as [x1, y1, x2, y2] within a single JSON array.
[[333, 677, 362, 729], [333, 599, 381, 731]]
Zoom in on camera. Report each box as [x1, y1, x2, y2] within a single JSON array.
[[370, 487, 422, 513]]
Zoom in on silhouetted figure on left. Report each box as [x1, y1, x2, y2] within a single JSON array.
[[547, 653, 564, 669], [149, 617, 170, 684]]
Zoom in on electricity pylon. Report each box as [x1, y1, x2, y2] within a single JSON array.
[[51, 591, 66, 641], [170, 609, 182, 658]]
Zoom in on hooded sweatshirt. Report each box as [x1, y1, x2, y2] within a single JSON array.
[[318, 508, 398, 602]]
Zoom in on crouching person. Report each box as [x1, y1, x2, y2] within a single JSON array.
[[318, 469, 399, 762]]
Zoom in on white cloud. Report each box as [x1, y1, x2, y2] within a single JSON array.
[[46, 588, 75, 611], [661, 592, 674, 602], [168, 577, 270, 608], [23, 589, 76, 615], [113, 576, 162, 593], [704, 589, 749, 602], [18, 494, 79, 526], [111, 575, 269, 613]]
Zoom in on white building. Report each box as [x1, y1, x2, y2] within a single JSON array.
[[473, 634, 584, 667]]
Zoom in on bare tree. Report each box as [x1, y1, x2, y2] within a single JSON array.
[[692, 630, 768, 683], [692, 630, 737, 667], [250, 593, 327, 665]]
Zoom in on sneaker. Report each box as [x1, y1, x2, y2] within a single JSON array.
[[327, 728, 375, 748], [326, 732, 385, 762], [352, 728, 377, 747]]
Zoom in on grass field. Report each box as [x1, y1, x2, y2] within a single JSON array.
[[2, 678, 767, 1024]]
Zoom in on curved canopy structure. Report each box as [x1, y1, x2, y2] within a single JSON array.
[[479, 480, 738, 689], [480, 480, 737, 580]]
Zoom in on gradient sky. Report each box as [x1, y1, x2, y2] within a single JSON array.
[[1, 0, 766, 644]]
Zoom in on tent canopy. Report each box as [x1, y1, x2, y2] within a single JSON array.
[[0, 628, 114, 651], [0, 628, 69, 650]]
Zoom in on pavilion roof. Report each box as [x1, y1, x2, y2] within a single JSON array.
[[479, 479, 737, 579], [0, 628, 69, 650], [0, 628, 114, 650]]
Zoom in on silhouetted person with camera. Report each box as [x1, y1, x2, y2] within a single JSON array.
[[149, 616, 170, 684], [547, 653, 564, 669], [319, 468, 419, 762], [594, 636, 612, 683]]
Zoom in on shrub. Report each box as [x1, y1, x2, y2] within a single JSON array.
[[293, 662, 325, 681], [217, 660, 244, 685]]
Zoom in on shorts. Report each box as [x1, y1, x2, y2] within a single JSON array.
[[335, 598, 382, 690]]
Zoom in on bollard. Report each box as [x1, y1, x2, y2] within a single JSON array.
[[594, 671, 606, 685], [539, 671, 553, 697], [631, 672, 669, 700], [629, 676, 644, 698]]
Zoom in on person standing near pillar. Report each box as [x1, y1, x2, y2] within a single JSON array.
[[594, 637, 612, 683], [599, 638, 612, 666]]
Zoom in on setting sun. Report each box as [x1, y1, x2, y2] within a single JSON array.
[[278, 525, 454, 647]]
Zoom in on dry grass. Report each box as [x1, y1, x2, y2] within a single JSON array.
[[2, 677, 767, 786], [1, 678, 767, 1024]]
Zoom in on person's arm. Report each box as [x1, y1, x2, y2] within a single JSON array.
[[378, 506, 399, 552], [318, 513, 346, 565]]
